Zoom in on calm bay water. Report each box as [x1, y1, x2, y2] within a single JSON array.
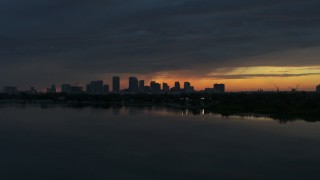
[[0, 104, 320, 180]]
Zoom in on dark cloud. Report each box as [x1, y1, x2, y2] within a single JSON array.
[[0, 0, 320, 88]]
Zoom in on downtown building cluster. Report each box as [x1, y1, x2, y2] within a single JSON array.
[[57, 76, 216, 94], [3, 78, 320, 94], [2, 76, 226, 94]]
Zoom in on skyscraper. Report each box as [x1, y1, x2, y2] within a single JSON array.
[[184, 82, 194, 93], [317, 84, 320, 93], [139, 80, 145, 92], [184, 82, 191, 90], [214, 83, 225, 93], [163, 83, 169, 92], [112, 76, 120, 93], [174, 82, 181, 90], [170, 81, 181, 93], [150, 81, 161, 93], [86, 80, 104, 94], [129, 77, 139, 92]]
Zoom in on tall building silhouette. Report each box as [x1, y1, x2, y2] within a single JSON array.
[[150, 81, 161, 93], [184, 82, 191, 91], [174, 82, 181, 90], [129, 77, 139, 92], [184, 82, 194, 93], [317, 84, 320, 93], [170, 81, 181, 93], [112, 76, 120, 93], [214, 83, 225, 93], [163, 83, 169, 92], [86, 80, 104, 94], [139, 80, 145, 92]]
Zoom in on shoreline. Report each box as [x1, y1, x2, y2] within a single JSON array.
[[1, 99, 318, 122]]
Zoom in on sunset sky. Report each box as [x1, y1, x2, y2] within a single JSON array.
[[1, 0, 320, 91]]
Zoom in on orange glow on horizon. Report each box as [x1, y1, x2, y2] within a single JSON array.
[[102, 66, 320, 92], [149, 75, 319, 92]]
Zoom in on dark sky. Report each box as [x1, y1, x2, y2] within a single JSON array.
[[1, 0, 320, 89]]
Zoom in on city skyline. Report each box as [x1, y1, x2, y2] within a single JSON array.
[[2, 76, 225, 94], [1, 68, 320, 92], [2, 74, 320, 94]]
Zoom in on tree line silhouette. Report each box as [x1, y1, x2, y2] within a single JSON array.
[[0, 92, 319, 122]]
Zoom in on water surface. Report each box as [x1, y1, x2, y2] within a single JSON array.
[[0, 104, 320, 180]]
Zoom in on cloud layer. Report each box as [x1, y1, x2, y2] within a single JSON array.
[[1, 0, 320, 88]]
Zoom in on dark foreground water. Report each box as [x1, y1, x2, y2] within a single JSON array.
[[0, 104, 320, 180]]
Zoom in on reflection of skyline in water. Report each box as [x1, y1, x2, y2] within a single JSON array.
[[0, 103, 312, 123], [0, 103, 320, 179]]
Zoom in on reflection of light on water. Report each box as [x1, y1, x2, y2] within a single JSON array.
[[181, 109, 189, 116], [112, 106, 296, 122], [227, 115, 274, 121]]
